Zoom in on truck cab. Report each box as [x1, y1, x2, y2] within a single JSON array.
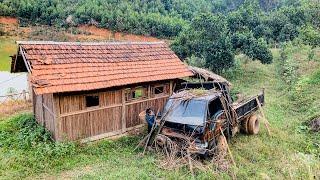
[[156, 88, 264, 154]]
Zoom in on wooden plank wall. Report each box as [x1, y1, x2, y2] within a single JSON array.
[[42, 94, 55, 137], [34, 92, 43, 125], [125, 97, 168, 128], [56, 81, 173, 141], [59, 90, 123, 140], [33, 92, 56, 139]]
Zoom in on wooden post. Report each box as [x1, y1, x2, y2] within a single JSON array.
[[169, 81, 173, 95], [121, 89, 126, 133], [220, 128, 236, 167], [41, 95, 45, 126], [255, 97, 271, 136], [53, 94, 61, 141], [147, 85, 151, 98], [22, 90, 27, 101]]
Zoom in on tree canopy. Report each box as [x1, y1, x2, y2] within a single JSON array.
[[0, 0, 319, 71]]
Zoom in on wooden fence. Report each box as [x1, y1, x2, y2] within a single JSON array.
[[0, 90, 30, 104]]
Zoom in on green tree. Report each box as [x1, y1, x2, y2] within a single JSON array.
[[299, 25, 320, 47], [171, 13, 234, 72], [231, 31, 273, 64]]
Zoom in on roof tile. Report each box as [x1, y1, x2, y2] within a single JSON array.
[[19, 41, 193, 94]]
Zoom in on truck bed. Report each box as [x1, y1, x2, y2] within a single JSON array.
[[233, 91, 265, 120]]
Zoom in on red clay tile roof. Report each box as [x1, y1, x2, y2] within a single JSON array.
[[15, 41, 193, 94]]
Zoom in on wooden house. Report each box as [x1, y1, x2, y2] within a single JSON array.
[[11, 41, 193, 142]]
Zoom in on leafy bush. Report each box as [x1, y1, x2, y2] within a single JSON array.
[[298, 25, 320, 47], [279, 43, 299, 86], [0, 114, 77, 173], [0, 113, 143, 178], [231, 32, 273, 64], [185, 55, 206, 68]]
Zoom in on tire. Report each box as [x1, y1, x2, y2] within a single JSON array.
[[247, 115, 260, 135], [241, 116, 249, 134]]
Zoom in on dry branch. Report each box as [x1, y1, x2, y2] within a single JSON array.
[[255, 97, 271, 136]]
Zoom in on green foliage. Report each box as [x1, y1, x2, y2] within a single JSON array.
[[248, 38, 273, 64], [171, 13, 234, 72], [0, 0, 318, 41], [279, 43, 299, 86], [231, 31, 273, 64], [185, 55, 206, 67], [0, 114, 76, 155], [278, 23, 299, 42], [0, 0, 319, 73], [299, 25, 320, 47]]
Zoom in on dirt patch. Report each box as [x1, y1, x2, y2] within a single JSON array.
[[30, 164, 99, 180], [0, 17, 18, 25], [310, 117, 320, 132], [78, 25, 160, 42], [0, 100, 32, 120]]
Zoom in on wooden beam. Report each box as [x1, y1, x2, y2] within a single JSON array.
[[41, 95, 45, 126], [126, 124, 145, 131], [60, 103, 122, 118], [59, 93, 169, 118], [53, 95, 61, 141], [147, 85, 151, 98], [121, 88, 126, 133], [80, 129, 123, 143], [255, 97, 271, 136], [80, 124, 145, 143], [19, 46, 32, 73], [125, 95, 169, 106], [42, 103, 55, 117], [169, 80, 173, 95]]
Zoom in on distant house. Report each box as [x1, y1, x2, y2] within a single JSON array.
[[11, 41, 193, 141]]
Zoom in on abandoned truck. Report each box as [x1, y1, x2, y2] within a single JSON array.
[[148, 67, 265, 155]]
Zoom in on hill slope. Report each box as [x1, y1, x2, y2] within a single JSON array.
[[0, 45, 319, 179], [0, 17, 160, 71]]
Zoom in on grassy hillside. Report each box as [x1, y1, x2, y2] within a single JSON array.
[[0, 45, 319, 179], [0, 38, 16, 71]]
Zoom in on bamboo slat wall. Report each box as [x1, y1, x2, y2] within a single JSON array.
[[60, 106, 122, 140], [33, 81, 173, 141], [59, 90, 123, 140], [33, 91, 57, 139], [34, 91, 43, 124], [125, 97, 168, 128], [42, 94, 55, 136]]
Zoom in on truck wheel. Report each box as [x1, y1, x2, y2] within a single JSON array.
[[241, 116, 249, 134], [247, 115, 260, 135]]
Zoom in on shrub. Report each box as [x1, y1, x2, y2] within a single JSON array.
[[185, 55, 206, 68], [298, 25, 320, 47], [0, 114, 77, 173], [279, 43, 299, 86]]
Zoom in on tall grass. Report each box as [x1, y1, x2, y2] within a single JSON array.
[[0, 38, 16, 71]]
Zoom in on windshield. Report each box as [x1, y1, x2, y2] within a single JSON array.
[[163, 99, 207, 126]]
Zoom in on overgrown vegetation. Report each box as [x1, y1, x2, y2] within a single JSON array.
[[0, 45, 319, 179], [0, 0, 319, 178]]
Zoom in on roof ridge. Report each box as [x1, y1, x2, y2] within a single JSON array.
[[16, 41, 165, 45]]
